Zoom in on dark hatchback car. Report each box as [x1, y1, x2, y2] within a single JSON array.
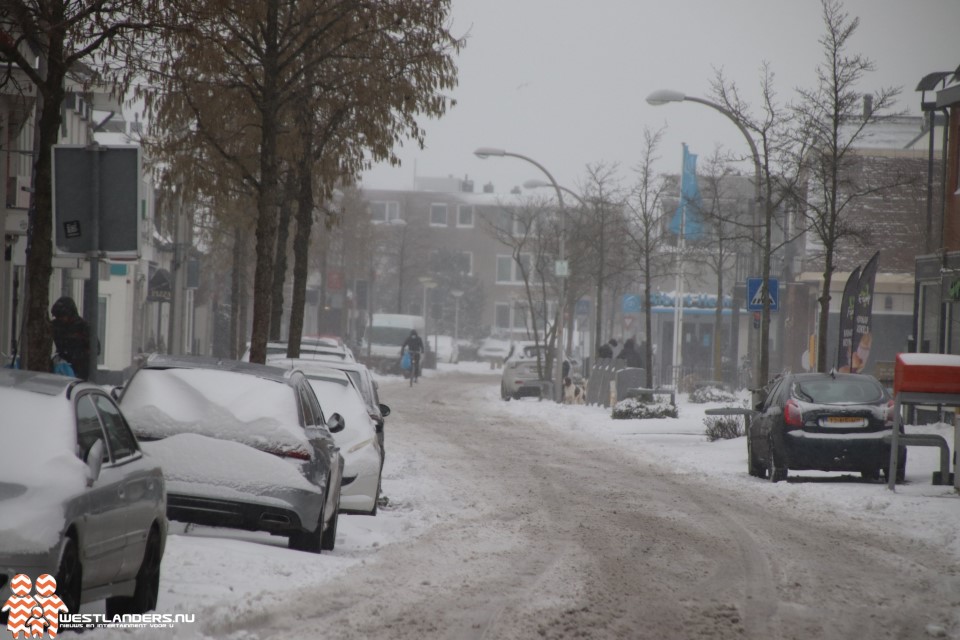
[[747, 372, 906, 483]]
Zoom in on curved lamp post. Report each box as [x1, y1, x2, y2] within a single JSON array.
[[475, 147, 567, 402], [523, 179, 586, 208], [646, 89, 772, 389]]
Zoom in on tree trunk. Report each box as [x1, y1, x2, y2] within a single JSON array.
[[24, 63, 66, 372], [288, 145, 315, 359], [229, 224, 243, 359], [270, 176, 294, 341], [247, 0, 281, 365]]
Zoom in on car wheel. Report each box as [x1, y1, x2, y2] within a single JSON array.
[[106, 526, 162, 615], [288, 498, 325, 554], [56, 537, 82, 615], [884, 448, 907, 484], [321, 482, 341, 551], [767, 436, 787, 483], [860, 468, 881, 482], [367, 478, 381, 517], [747, 433, 765, 478]]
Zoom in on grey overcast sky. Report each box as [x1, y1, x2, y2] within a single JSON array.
[[360, 0, 960, 195]]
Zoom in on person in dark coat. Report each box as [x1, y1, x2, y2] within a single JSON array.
[[51, 296, 92, 380], [616, 338, 645, 370], [400, 329, 425, 381], [597, 338, 618, 360]]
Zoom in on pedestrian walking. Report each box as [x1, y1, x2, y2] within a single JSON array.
[[50, 296, 93, 380], [616, 338, 645, 370], [597, 338, 618, 360]]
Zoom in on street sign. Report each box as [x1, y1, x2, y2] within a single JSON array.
[[53, 144, 141, 258], [621, 294, 641, 314], [575, 298, 591, 317], [747, 278, 779, 311], [555, 260, 569, 277]]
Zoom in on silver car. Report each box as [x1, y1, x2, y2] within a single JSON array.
[[0, 369, 167, 619], [118, 355, 344, 553]]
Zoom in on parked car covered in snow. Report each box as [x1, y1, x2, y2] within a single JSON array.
[[117, 355, 344, 553], [500, 343, 578, 401], [289, 363, 384, 515], [0, 369, 167, 618], [271, 357, 390, 458], [746, 372, 906, 483]]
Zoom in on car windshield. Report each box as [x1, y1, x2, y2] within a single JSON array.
[[793, 377, 884, 405]]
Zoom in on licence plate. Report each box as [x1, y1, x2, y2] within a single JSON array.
[[821, 416, 867, 427]]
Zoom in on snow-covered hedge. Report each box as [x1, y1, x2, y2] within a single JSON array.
[[689, 385, 737, 404], [611, 396, 678, 420]]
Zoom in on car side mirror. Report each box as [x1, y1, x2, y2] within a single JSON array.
[[85, 440, 105, 486], [110, 386, 123, 401], [327, 412, 345, 434], [379, 403, 391, 418]]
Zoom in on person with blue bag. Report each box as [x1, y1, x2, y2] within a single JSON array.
[[400, 329, 424, 384], [50, 296, 92, 380]]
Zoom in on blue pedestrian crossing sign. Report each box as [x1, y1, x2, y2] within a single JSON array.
[[747, 278, 779, 311]]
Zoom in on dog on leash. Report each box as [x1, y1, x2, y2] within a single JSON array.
[[562, 376, 586, 405]]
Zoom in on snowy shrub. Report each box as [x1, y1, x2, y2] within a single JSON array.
[[611, 396, 678, 420], [703, 415, 744, 441], [689, 385, 737, 404]]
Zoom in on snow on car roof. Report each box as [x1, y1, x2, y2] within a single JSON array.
[[120, 367, 310, 455], [0, 383, 91, 555]]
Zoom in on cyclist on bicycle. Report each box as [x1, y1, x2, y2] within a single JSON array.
[[401, 330, 424, 383]]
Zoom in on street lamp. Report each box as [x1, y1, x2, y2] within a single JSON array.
[[523, 179, 586, 207], [476, 147, 567, 402], [451, 289, 464, 350], [419, 276, 436, 353], [646, 88, 772, 390]]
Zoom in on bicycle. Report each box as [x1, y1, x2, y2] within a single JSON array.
[[408, 351, 422, 386]]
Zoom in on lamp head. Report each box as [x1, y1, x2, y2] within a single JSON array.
[[646, 89, 687, 106], [474, 147, 506, 159]]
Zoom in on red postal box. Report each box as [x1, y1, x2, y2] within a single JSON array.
[[893, 353, 960, 395]]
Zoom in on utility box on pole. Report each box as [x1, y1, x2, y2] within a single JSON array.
[[52, 144, 141, 382]]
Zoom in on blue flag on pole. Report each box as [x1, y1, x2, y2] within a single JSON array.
[[669, 143, 704, 240]]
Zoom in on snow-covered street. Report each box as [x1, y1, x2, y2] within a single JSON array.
[[88, 363, 960, 639]]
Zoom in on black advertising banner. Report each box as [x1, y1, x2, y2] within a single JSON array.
[[851, 251, 880, 374], [836, 266, 861, 371]]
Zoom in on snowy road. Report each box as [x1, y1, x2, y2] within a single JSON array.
[[223, 370, 956, 640]]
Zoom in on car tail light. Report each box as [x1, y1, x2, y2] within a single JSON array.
[[266, 447, 311, 460], [784, 399, 803, 429]]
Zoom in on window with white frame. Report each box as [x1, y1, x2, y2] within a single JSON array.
[[459, 251, 473, 275], [430, 203, 448, 226], [496, 254, 531, 284], [457, 205, 474, 228], [371, 201, 400, 223], [495, 303, 511, 330]]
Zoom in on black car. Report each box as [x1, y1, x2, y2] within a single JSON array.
[[747, 372, 905, 483]]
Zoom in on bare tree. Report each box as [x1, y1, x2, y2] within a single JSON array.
[[789, 0, 904, 372], [482, 198, 561, 381], [710, 64, 799, 386], [624, 126, 673, 388], [687, 148, 743, 382], [573, 163, 633, 358]]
